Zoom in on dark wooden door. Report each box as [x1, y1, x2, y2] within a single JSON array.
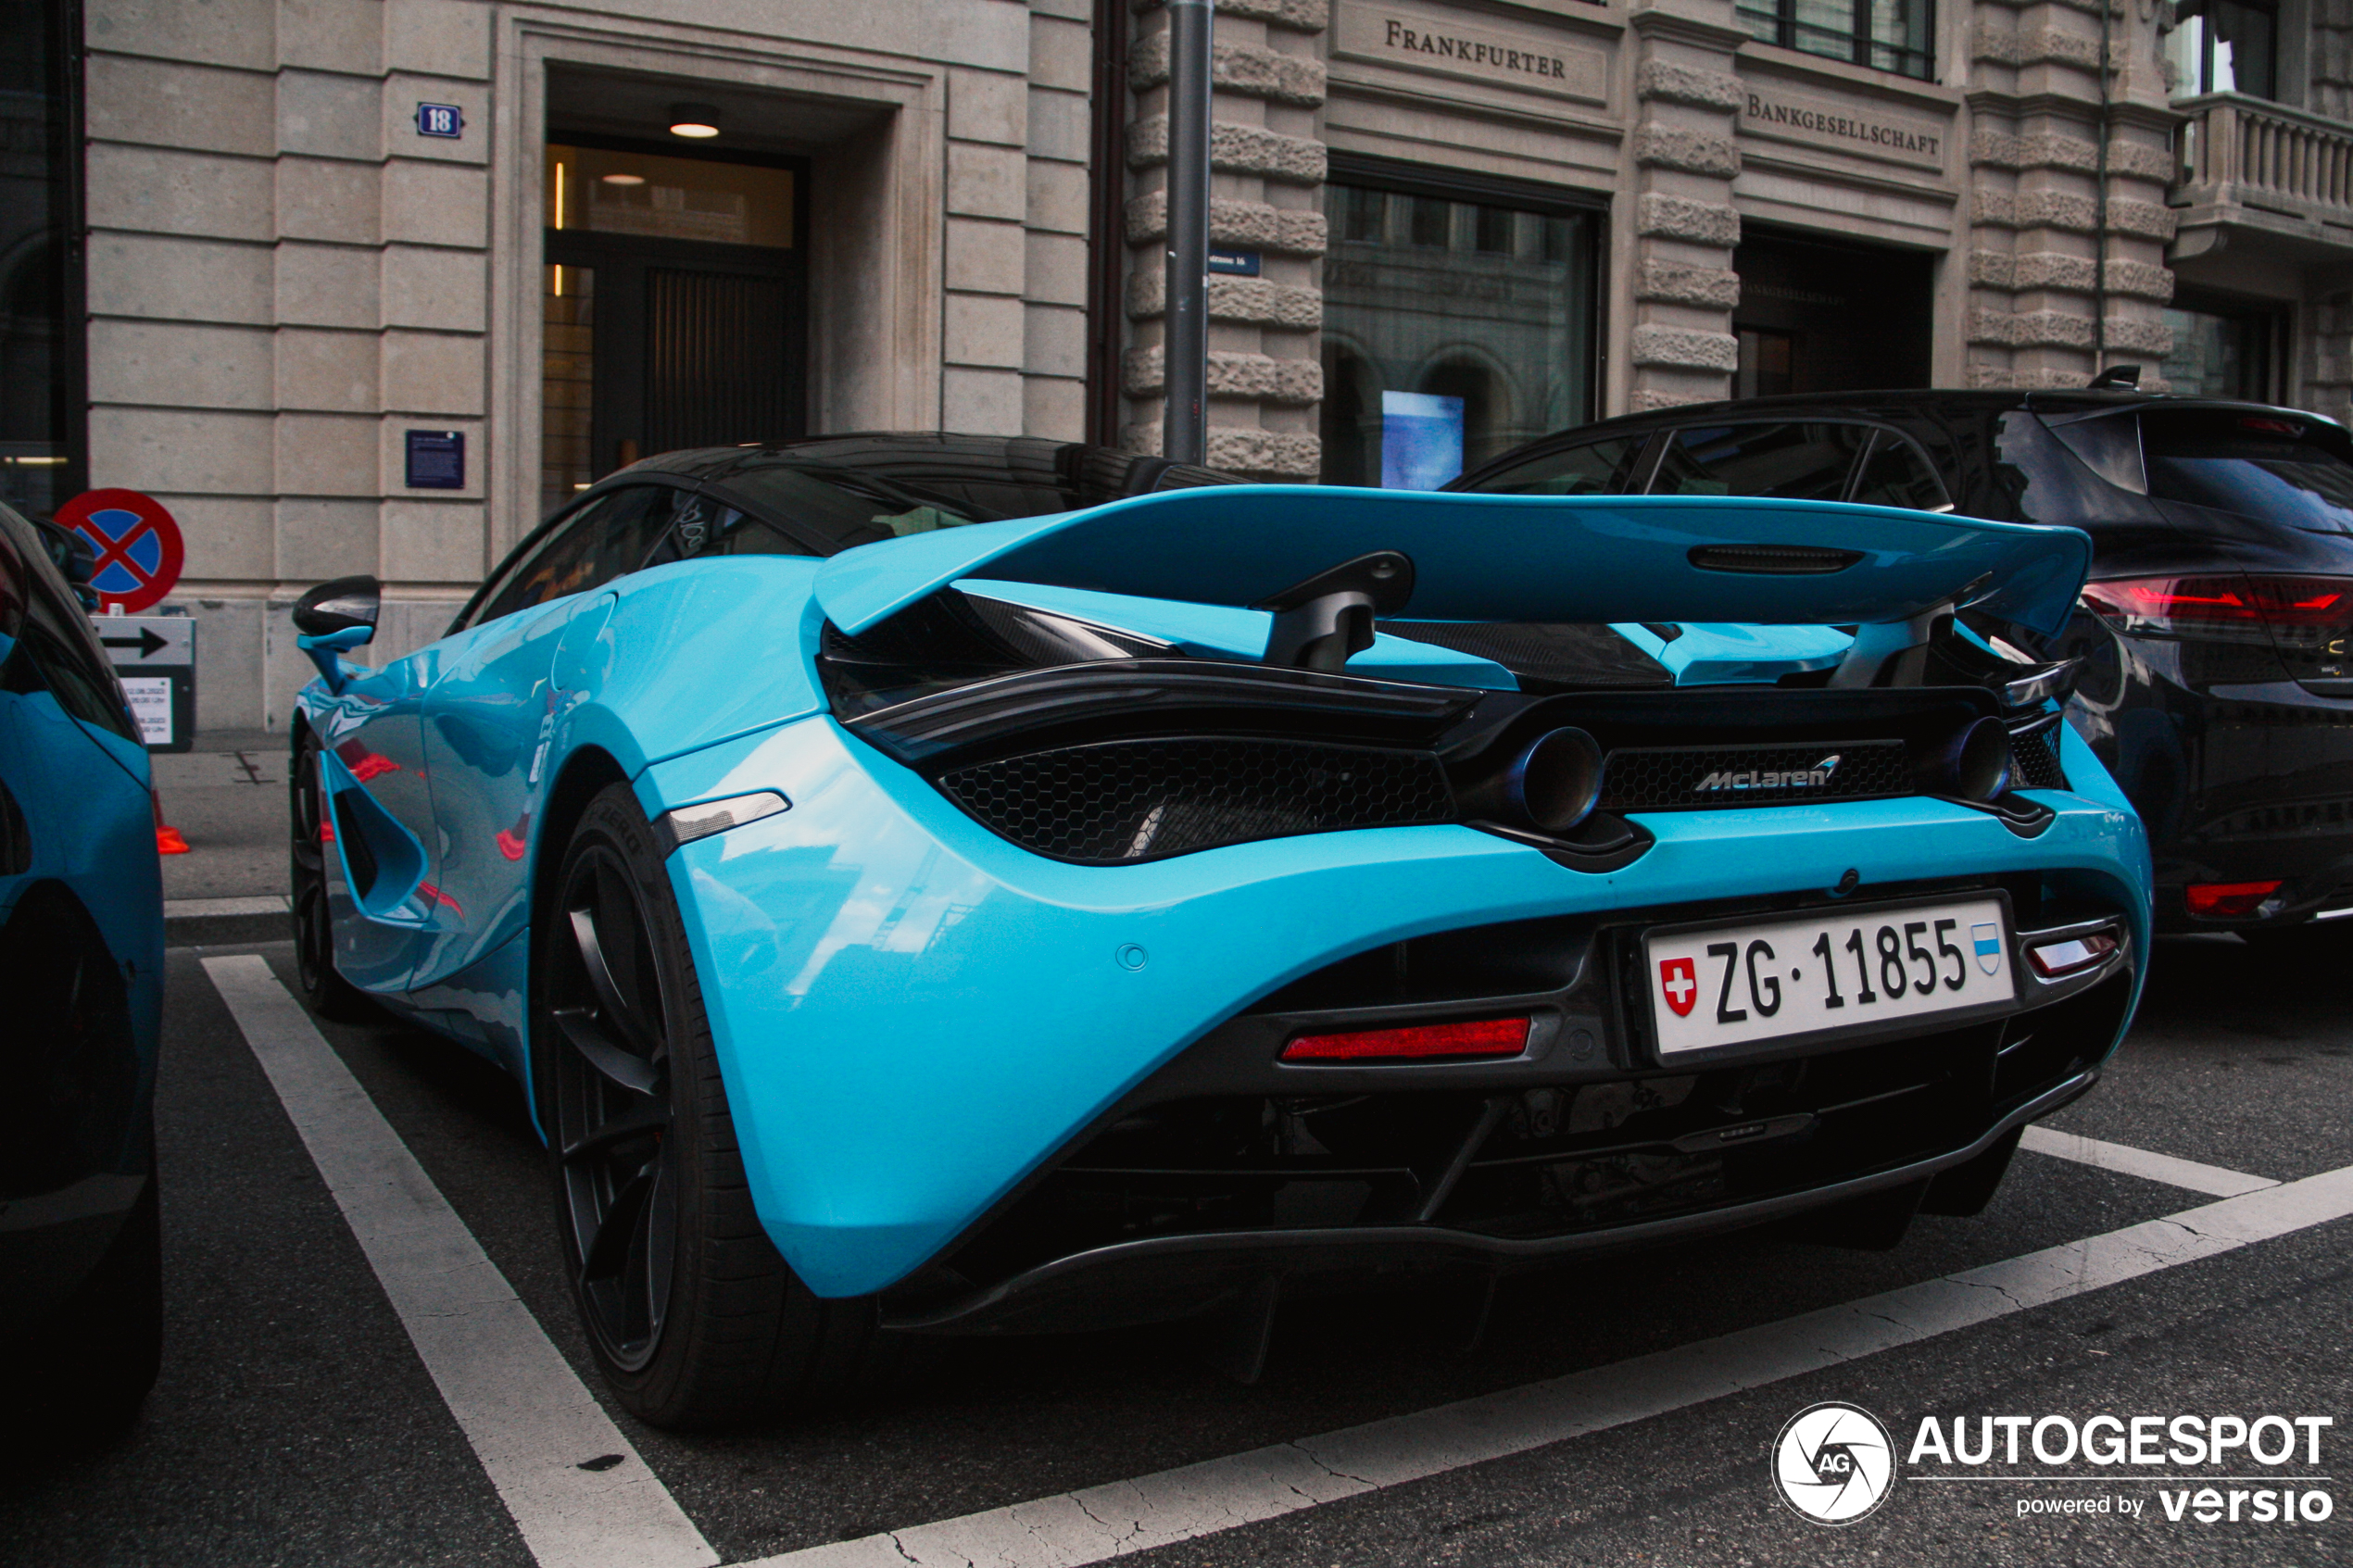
[[545, 229, 806, 479]]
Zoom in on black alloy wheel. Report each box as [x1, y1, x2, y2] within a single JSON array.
[[547, 834, 681, 1373], [288, 732, 371, 1021], [535, 784, 912, 1428]]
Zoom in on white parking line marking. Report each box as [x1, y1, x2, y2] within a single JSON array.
[[2018, 1123, 2278, 1197], [744, 1161, 2353, 1568], [163, 894, 290, 919], [202, 955, 719, 1568]]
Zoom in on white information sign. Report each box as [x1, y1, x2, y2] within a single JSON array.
[[120, 674, 175, 746]]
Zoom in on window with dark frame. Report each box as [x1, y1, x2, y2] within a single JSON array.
[[540, 133, 808, 517], [0, 0, 86, 518], [1318, 159, 1603, 491], [2168, 0, 2279, 99], [2160, 297, 2282, 402], [1738, 0, 1936, 81]]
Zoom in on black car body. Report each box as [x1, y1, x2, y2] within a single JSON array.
[[1453, 390, 2353, 936]]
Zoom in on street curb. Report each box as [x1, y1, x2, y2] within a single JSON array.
[[165, 895, 289, 947]]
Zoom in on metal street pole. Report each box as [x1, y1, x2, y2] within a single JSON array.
[[1162, 0, 1212, 466]]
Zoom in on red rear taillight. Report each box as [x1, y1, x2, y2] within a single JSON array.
[[2082, 574, 2352, 648], [1281, 1017, 1530, 1063], [2185, 881, 2284, 919]]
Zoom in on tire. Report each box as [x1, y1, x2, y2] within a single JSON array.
[[536, 784, 903, 1429], [289, 731, 373, 1022], [9, 1160, 164, 1449], [0, 897, 161, 1450]]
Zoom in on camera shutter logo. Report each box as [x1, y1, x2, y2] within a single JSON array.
[[1773, 1402, 1895, 1524]]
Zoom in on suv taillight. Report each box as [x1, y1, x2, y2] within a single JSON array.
[[2081, 574, 2353, 651]]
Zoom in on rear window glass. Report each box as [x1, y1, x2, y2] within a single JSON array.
[[2142, 410, 2353, 535], [1456, 435, 1646, 496], [711, 444, 1241, 555], [1648, 422, 1873, 500], [2145, 408, 2353, 535], [456, 443, 1243, 633], [1848, 433, 1952, 511], [712, 462, 995, 554]]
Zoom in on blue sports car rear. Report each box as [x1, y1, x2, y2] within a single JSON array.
[[287, 435, 2148, 1427]]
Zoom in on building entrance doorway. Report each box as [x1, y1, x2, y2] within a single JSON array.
[[542, 140, 808, 513], [1732, 231, 1932, 397]]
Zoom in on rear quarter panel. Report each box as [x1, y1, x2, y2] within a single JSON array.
[[408, 555, 827, 992]]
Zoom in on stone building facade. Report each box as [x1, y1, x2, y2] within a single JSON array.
[[10, 0, 2351, 732]]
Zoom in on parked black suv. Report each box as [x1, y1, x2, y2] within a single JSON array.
[[1452, 388, 2353, 941]]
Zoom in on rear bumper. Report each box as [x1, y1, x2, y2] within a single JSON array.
[[883, 1071, 2100, 1334], [651, 716, 2151, 1300], [2070, 643, 2353, 930], [884, 915, 2133, 1333]]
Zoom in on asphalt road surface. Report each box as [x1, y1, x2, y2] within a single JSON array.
[[3, 932, 2347, 1567]]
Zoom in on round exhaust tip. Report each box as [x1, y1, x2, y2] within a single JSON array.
[[1506, 727, 1604, 833], [1940, 717, 2014, 802]]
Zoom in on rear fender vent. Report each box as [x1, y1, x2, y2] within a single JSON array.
[[1688, 544, 1864, 575]]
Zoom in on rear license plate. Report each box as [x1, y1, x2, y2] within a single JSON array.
[[1644, 897, 2014, 1059]]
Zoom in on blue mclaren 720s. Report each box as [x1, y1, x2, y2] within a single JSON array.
[[286, 434, 2149, 1428]]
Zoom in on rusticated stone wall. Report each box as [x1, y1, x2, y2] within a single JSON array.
[[1624, 11, 1749, 412], [2296, 5, 2353, 420], [1121, 0, 1328, 477], [1964, 0, 2178, 389], [2316, 0, 2353, 119]]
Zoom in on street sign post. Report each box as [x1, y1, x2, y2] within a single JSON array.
[[54, 488, 186, 614], [91, 614, 195, 752]]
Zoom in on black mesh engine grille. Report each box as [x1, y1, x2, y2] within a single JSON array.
[[939, 737, 1456, 863], [1599, 739, 1913, 810], [2010, 727, 2068, 790]]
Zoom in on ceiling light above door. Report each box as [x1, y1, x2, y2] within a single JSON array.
[[668, 103, 721, 139]]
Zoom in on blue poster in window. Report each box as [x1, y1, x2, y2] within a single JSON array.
[[405, 430, 465, 489], [1379, 391, 1466, 491]]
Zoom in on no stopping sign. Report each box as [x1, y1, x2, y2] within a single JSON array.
[[54, 488, 185, 613]]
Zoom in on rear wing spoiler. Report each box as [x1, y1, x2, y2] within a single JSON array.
[[813, 487, 2093, 640]]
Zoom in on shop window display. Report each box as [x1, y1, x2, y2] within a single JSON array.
[[1319, 173, 1599, 490]]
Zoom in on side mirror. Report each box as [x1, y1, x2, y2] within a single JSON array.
[[294, 575, 380, 695], [293, 574, 381, 640]]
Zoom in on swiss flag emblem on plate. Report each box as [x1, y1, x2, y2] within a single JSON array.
[[1659, 956, 1698, 1017]]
